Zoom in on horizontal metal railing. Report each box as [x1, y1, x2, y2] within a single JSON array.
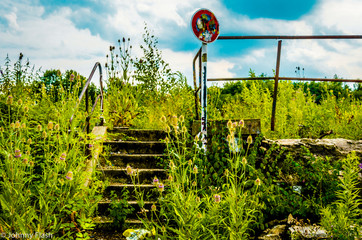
[[193, 35, 362, 131]]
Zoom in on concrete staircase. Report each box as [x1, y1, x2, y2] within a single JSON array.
[[96, 127, 167, 229]]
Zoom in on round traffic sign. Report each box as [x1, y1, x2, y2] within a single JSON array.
[[191, 9, 219, 43]]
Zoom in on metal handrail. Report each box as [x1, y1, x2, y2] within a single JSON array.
[[70, 62, 104, 134], [193, 47, 202, 120]]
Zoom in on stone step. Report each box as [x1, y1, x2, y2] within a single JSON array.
[[92, 216, 143, 233], [104, 141, 166, 154], [97, 200, 156, 217], [104, 183, 164, 200], [98, 168, 167, 184], [102, 153, 165, 169], [108, 128, 167, 141]]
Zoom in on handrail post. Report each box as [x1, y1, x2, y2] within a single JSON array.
[[86, 87, 90, 134], [271, 40, 282, 131], [201, 43, 208, 152], [193, 47, 202, 120]]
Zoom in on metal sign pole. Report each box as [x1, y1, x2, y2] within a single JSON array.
[[201, 42, 208, 152], [191, 8, 219, 153]]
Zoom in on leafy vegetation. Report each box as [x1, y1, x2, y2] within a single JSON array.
[[0, 24, 361, 239]]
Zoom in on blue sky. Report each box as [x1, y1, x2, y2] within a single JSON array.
[[1, 0, 362, 87]]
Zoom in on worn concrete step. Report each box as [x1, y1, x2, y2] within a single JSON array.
[[92, 216, 144, 233], [108, 128, 167, 141], [104, 141, 166, 154], [104, 183, 164, 200], [97, 200, 156, 217], [98, 168, 167, 184], [102, 153, 165, 169]]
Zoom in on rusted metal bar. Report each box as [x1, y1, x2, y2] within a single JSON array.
[[271, 40, 282, 131], [207, 77, 362, 83], [193, 47, 202, 120], [208, 77, 274, 81], [218, 35, 362, 40], [279, 77, 362, 83]]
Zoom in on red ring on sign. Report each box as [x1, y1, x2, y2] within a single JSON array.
[[191, 9, 220, 43]]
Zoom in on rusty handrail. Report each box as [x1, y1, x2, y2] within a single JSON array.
[[218, 35, 362, 40], [208, 77, 362, 82], [70, 62, 104, 134], [193, 47, 202, 120]]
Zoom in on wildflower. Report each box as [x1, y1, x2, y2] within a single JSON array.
[[192, 181, 197, 187], [214, 194, 221, 203], [161, 226, 166, 233], [227, 119, 232, 129], [42, 131, 47, 138], [70, 73, 75, 82], [21, 123, 26, 129], [247, 135, 253, 144], [226, 134, 232, 143], [126, 165, 133, 175], [181, 126, 187, 133], [196, 197, 201, 202], [0, 127, 3, 132], [169, 161, 175, 170], [159, 115, 166, 123], [255, 178, 261, 186], [76, 75, 80, 81], [15, 121, 20, 129], [37, 125, 42, 131], [239, 120, 244, 128], [23, 158, 28, 164], [188, 159, 192, 165], [151, 204, 156, 212], [56, 70, 61, 77], [232, 122, 238, 128], [194, 134, 200, 142], [47, 121, 53, 130], [167, 175, 173, 182], [66, 171, 73, 180], [14, 149, 21, 158], [29, 161, 34, 167], [60, 152, 66, 161], [197, 212, 203, 218], [17, 99, 23, 105], [157, 183, 164, 192], [10, 123, 15, 129], [164, 137, 170, 144], [359, 162, 362, 169], [152, 176, 159, 185], [6, 95, 13, 105], [27, 138, 32, 145], [165, 126, 171, 133], [179, 115, 185, 123], [242, 157, 247, 165], [88, 144, 94, 149], [23, 105, 29, 113], [170, 115, 178, 127], [224, 169, 229, 177], [193, 165, 198, 174]]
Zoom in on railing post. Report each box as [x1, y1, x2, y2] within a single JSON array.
[[271, 40, 282, 131], [201, 43, 208, 152], [86, 88, 90, 134]]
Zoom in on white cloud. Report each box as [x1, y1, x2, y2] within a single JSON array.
[[0, 1, 111, 80]]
